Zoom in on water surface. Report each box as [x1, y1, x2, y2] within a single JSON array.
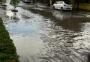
[[3, 6, 90, 62]]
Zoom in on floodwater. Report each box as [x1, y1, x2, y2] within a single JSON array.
[[2, 4, 90, 62]]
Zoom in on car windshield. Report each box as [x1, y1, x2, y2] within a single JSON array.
[[55, 1, 71, 4]]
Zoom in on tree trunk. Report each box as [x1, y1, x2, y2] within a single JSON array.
[[50, 0, 52, 6], [76, 0, 79, 10]]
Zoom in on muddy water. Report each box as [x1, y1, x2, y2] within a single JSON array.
[[3, 6, 90, 62], [3, 7, 46, 62]]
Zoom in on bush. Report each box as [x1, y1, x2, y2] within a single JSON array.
[[0, 18, 19, 62], [79, 3, 90, 11]]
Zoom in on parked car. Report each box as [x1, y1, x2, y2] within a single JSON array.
[[53, 1, 72, 10]]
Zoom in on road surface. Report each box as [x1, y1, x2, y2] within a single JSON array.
[[1, 4, 90, 62]]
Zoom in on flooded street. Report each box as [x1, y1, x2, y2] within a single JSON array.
[[2, 4, 90, 62]]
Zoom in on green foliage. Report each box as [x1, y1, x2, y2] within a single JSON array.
[[79, 3, 90, 11], [0, 18, 19, 62], [10, 0, 20, 7]]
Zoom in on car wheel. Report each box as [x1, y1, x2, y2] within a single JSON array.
[[61, 7, 63, 10]]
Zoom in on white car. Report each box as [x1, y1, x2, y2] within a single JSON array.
[[53, 1, 72, 10]]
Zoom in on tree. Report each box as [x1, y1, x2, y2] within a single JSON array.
[[10, 0, 20, 10], [0, 0, 6, 3], [50, 0, 52, 6], [69, 0, 80, 10], [0, 0, 2, 2]]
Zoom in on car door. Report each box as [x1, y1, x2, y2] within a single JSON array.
[[54, 1, 64, 9]]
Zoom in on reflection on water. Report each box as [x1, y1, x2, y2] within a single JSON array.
[[52, 11, 72, 20], [52, 10, 90, 32], [3, 6, 90, 62]]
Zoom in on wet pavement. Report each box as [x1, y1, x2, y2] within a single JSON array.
[[1, 3, 90, 62]]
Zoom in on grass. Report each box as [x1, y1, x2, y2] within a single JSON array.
[[79, 3, 90, 11], [0, 18, 18, 62]]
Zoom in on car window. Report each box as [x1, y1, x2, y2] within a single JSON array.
[[64, 1, 71, 4], [55, 1, 64, 4]]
